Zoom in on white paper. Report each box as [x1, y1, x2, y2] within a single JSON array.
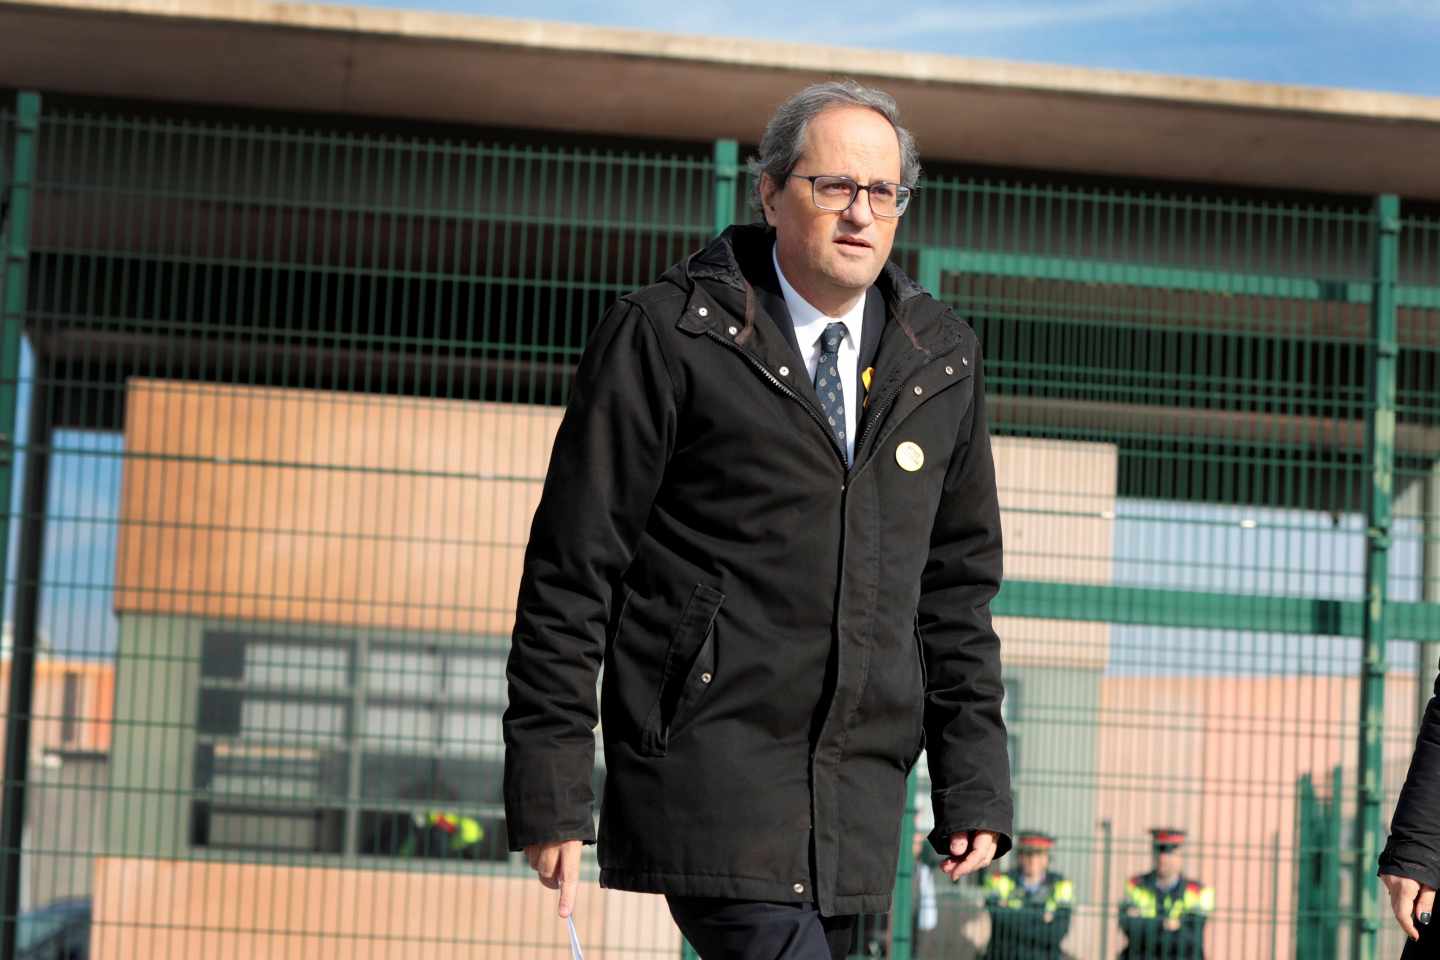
[[567, 915, 585, 960]]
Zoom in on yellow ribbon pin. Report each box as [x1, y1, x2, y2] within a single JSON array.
[[861, 366, 874, 408]]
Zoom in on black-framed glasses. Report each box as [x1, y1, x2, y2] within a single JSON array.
[[787, 174, 912, 219]]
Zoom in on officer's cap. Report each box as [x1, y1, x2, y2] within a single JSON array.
[[1016, 831, 1056, 852], [1150, 828, 1186, 852]]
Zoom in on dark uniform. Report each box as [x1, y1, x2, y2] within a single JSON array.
[[983, 832, 1074, 960], [1118, 829, 1213, 960]]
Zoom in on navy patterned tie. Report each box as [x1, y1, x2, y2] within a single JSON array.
[[815, 321, 848, 463]]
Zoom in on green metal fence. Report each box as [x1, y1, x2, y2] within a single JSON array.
[[0, 92, 1437, 960]]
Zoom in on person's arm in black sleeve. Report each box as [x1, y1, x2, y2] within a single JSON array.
[[1380, 666, 1440, 889], [1379, 665, 1440, 940], [921, 348, 1014, 858], [1020, 904, 1056, 950], [985, 905, 1015, 953], [502, 299, 678, 848], [1177, 908, 1207, 954], [1119, 884, 1159, 950], [1044, 882, 1074, 948]]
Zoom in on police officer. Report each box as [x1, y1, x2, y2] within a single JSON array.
[[403, 810, 486, 859], [1119, 829, 1214, 959], [983, 831, 1074, 959], [365, 807, 487, 860]]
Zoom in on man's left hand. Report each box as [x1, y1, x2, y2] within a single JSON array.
[[941, 830, 998, 881], [1383, 872, 1437, 941]]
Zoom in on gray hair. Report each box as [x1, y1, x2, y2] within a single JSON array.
[[749, 79, 921, 214]]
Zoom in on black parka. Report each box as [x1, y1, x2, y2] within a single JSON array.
[[503, 224, 1013, 915], [1379, 664, 1440, 889]]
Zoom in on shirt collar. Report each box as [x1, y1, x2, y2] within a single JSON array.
[[773, 246, 863, 353]]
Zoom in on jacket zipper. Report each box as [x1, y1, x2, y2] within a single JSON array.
[[704, 329, 849, 471], [852, 298, 923, 466], [851, 341, 965, 467], [852, 382, 903, 466]]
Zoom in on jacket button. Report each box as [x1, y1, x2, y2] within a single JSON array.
[[697, 306, 709, 317], [913, 385, 923, 396], [779, 365, 790, 376], [793, 883, 805, 894], [962, 356, 970, 366], [945, 365, 954, 375], [728, 325, 739, 336], [700, 672, 712, 684]]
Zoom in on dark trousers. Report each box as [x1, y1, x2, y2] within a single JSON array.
[[1403, 921, 1440, 958], [666, 896, 858, 960]]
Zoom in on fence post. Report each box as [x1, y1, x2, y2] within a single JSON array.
[[713, 139, 738, 236], [1420, 463, 1439, 722], [1329, 765, 1344, 958], [1296, 775, 1315, 958], [1352, 193, 1400, 960], [0, 90, 41, 960], [889, 770, 919, 960], [1099, 819, 1113, 960], [916, 248, 942, 299]]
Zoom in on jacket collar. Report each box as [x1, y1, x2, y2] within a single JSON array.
[[668, 224, 973, 470], [672, 222, 962, 363]]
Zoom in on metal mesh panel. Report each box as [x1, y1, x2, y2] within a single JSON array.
[[0, 105, 1435, 960], [6, 109, 716, 959], [903, 181, 1439, 960]]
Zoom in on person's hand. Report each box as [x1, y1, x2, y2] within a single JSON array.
[[1163, 917, 1181, 932], [1382, 872, 1436, 941], [940, 830, 998, 882], [525, 839, 583, 918]]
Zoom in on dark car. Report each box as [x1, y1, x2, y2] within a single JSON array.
[[15, 898, 89, 960]]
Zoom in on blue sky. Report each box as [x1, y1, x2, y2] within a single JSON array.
[[341, 0, 1440, 96]]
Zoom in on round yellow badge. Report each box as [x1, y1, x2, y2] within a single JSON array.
[[895, 441, 924, 472]]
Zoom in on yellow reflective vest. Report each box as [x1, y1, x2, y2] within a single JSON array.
[[983, 869, 1074, 959], [1119, 871, 1214, 959]]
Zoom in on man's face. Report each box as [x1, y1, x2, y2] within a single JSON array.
[[1156, 849, 1181, 877], [1018, 849, 1049, 877], [761, 105, 902, 306]]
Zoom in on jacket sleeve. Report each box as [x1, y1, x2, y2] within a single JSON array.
[[1178, 908, 1208, 953], [1379, 664, 1440, 888], [501, 299, 678, 849], [920, 346, 1013, 858], [1119, 882, 1158, 948], [1045, 880, 1074, 947]]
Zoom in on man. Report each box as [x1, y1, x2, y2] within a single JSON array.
[[1118, 829, 1213, 960], [1379, 662, 1440, 957], [503, 79, 1012, 959], [982, 831, 1073, 959]]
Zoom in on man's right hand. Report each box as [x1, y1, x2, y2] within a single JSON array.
[[1382, 872, 1436, 941], [526, 840, 584, 918]]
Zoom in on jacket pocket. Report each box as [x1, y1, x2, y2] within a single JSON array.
[[909, 616, 928, 770], [639, 583, 725, 757]]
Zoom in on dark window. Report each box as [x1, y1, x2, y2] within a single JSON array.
[[60, 671, 80, 744], [192, 630, 508, 860]]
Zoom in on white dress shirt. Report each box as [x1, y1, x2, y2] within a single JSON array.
[[773, 247, 864, 463]]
